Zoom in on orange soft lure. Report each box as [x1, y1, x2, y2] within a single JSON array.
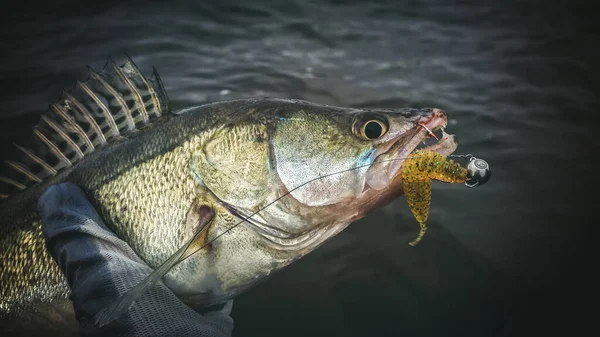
[[401, 150, 468, 246]]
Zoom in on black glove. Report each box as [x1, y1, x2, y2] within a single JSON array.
[[38, 182, 234, 337]]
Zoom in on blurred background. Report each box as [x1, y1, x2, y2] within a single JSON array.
[[1, 0, 595, 336]]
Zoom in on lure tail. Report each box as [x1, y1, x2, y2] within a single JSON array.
[[404, 179, 432, 246], [401, 150, 467, 245]]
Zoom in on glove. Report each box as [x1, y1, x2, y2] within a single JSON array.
[[38, 182, 234, 337]]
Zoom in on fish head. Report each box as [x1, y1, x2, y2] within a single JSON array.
[[270, 104, 458, 230]]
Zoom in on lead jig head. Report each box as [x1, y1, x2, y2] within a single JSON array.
[[465, 157, 490, 188]]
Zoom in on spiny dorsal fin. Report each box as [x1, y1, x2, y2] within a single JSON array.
[[0, 56, 170, 198]]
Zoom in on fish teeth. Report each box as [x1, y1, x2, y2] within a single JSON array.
[[418, 122, 438, 140]]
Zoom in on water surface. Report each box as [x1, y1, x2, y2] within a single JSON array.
[[1, 1, 595, 335]]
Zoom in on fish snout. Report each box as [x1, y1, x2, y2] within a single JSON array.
[[389, 107, 446, 120], [416, 108, 446, 119], [416, 108, 448, 130], [431, 108, 447, 119]]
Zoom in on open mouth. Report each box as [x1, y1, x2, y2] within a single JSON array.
[[413, 116, 457, 154], [387, 109, 458, 177], [366, 109, 458, 190]]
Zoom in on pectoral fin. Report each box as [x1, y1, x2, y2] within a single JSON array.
[[185, 201, 215, 251], [94, 200, 215, 327]]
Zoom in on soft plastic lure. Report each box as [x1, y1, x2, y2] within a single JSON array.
[[401, 150, 468, 246]]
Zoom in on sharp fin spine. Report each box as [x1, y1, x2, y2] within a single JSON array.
[[51, 103, 95, 152], [41, 115, 85, 159], [0, 177, 26, 190], [33, 129, 72, 167], [13, 143, 58, 175], [4, 160, 42, 183], [125, 55, 162, 118], [77, 81, 122, 136], [151, 66, 169, 115], [63, 91, 107, 145], [110, 59, 149, 123], [88, 68, 136, 131]]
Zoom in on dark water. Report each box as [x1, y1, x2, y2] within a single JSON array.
[[1, 0, 595, 336]]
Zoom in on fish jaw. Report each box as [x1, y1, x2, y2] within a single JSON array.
[[364, 108, 454, 191], [345, 108, 459, 221]]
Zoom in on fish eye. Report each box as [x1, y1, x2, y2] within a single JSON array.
[[354, 116, 388, 140], [364, 121, 384, 139]]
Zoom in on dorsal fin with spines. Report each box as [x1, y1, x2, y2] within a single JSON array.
[[0, 56, 170, 198]]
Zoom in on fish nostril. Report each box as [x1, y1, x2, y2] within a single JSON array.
[[407, 108, 433, 118], [432, 108, 447, 118]]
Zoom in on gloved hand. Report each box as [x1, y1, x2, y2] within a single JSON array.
[[38, 182, 234, 337]]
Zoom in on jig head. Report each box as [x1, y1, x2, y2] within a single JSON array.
[[465, 156, 491, 188]]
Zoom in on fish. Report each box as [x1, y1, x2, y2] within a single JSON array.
[[0, 56, 459, 335]]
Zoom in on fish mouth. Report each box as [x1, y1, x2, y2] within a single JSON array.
[[366, 109, 458, 190]]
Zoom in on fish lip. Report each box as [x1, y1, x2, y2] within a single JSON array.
[[367, 109, 456, 188], [405, 108, 451, 155], [387, 109, 455, 178]]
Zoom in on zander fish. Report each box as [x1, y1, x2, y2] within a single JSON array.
[[0, 57, 461, 335]]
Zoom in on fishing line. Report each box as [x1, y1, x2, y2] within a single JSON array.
[[182, 155, 426, 260], [96, 150, 487, 326], [183, 153, 481, 259], [96, 154, 421, 325], [183, 153, 480, 260]]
